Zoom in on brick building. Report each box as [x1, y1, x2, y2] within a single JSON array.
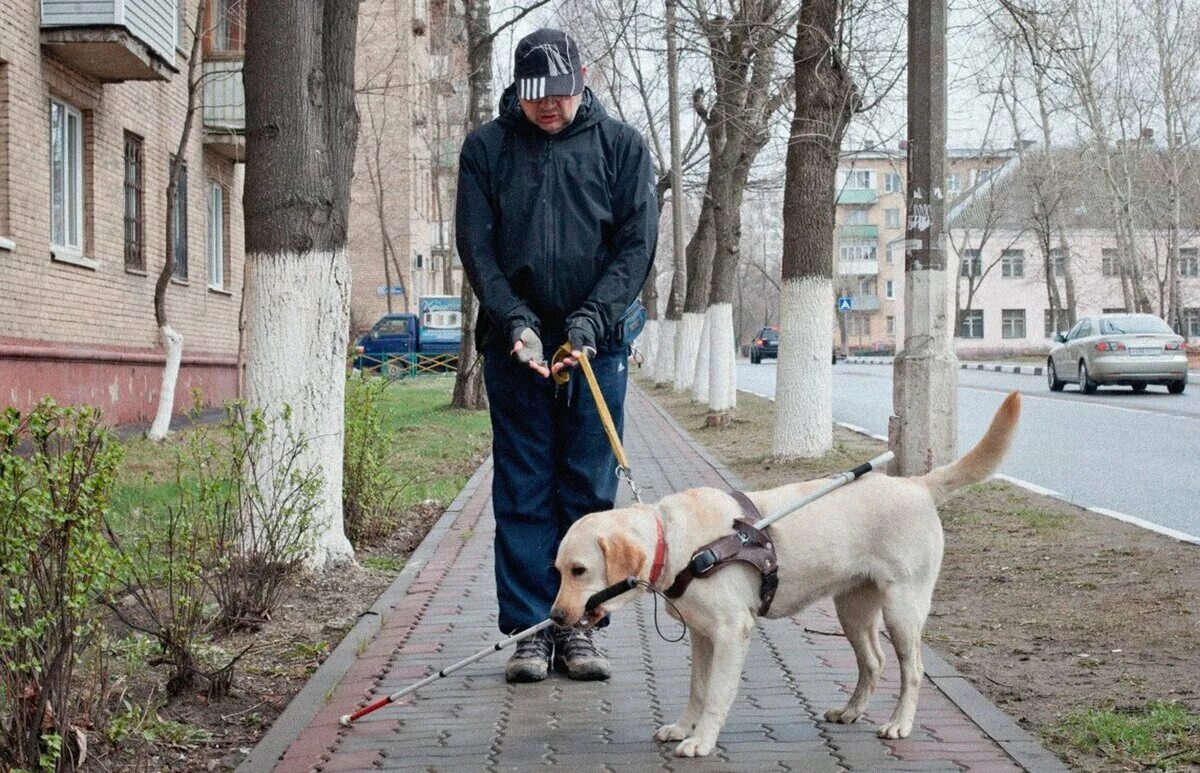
[[0, 0, 246, 424], [832, 147, 1012, 354]]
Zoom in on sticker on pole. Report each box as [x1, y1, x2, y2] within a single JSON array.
[[837, 296, 853, 312]]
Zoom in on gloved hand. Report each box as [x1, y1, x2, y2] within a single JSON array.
[[567, 319, 598, 360], [512, 327, 550, 377]]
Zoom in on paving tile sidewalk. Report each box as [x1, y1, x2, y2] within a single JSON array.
[[240, 385, 1068, 773]]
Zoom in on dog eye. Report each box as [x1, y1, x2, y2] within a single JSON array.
[[570, 566, 586, 577]]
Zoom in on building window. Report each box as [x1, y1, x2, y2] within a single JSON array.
[[885, 279, 895, 299], [1050, 247, 1066, 277], [1001, 249, 1024, 278], [1180, 248, 1199, 277], [974, 168, 993, 185], [172, 160, 188, 279], [884, 172, 902, 193], [49, 99, 84, 253], [210, 0, 244, 54], [945, 173, 961, 196], [845, 208, 870, 225], [1102, 248, 1119, 277], [1002, 309, 1026, 339], [1183, 308, 1200, 338], [1044, 308, 1070, 338], [123, 133, 144, 271], [885, 208, 900, 228], [841, 169, 874, 190], [839, 239, 877, 263], [848, 312, 871, 336], [886, 315, 895, 334], [207, 181, 225, 289], [960, 249, 982, 277], [958, 309, 984, 339]]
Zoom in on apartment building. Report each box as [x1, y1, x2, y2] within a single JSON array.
[[348, 0, 464, 332], [832, 147, 1012, 354], [0, 0, 246, 424], [946, 149, 1200, 355]]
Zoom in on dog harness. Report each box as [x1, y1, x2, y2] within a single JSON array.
[[663, 491, 779, 616]]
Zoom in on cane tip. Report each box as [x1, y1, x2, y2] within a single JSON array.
[[339, 715, 353, 727]]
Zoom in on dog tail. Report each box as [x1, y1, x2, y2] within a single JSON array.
[[920, 391, 1021, 504]]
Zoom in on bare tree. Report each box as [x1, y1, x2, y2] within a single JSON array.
[[242, 0, 361, 567]]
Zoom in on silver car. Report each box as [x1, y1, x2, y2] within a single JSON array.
[[1047, 313, 1188, 394]]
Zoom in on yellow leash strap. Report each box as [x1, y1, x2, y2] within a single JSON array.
[[552, 343, 641, 502]]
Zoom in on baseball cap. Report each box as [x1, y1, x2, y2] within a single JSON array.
[[513, 28, 584, 100]]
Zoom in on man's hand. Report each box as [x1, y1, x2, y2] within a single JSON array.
[[512, 327, 550, 378], [551, 321, 598, 376]]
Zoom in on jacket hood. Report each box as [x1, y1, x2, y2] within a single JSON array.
[[496, 84, 606, 138]]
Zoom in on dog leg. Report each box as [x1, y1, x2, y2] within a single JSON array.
[[877, 586, 929, 739], [825, 587, 884, 724], [655, 633, 711, 742], [674, 618, 752, 758]]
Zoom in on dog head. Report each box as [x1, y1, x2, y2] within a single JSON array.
[[550, 506, 653, 627]]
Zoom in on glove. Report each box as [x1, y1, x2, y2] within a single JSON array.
[[512, 327, 546, 366], [567, 319, 598, 359]]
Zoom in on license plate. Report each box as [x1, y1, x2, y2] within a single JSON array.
[[1128, 347, 1160, 356]]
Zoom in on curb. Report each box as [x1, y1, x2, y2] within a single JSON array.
[[235, 457, 494, 773], [638, 388, 1070, 772], [845, 357, 1200, 384]]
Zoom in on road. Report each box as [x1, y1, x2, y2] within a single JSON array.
[[738, 360, 1200, 541]]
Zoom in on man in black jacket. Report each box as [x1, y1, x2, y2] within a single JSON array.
[[455, 28, 657, 683]]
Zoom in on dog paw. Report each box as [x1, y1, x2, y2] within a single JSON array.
[[654, 723, 690, 742], [876, 720, 912, 739], [674, 736, 716, 757], [824, 706, 864, 724]]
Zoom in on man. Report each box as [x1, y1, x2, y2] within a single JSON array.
[[455, 28, 657, 683]]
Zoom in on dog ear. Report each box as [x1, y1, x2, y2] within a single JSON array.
[[598, 534, 647, 585]]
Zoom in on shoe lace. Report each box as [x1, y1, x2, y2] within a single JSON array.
[[563, 629, 600, 659], [514, 631, 552, 658]]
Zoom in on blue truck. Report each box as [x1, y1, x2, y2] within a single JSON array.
[[353, 296, 462, 375]]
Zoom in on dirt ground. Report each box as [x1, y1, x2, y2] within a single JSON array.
[[643, 382, 1200, 772]]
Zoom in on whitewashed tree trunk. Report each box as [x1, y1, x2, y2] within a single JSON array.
[[773, 278, 833, 457], [706, 302, 736, 412], [673, 311, 705, 391], [147, 326, 183, 440], [639, 318, 659, 378], [655, 318, 678, 385], [244, 249, 355, 568], [692, 307, 713, 402]]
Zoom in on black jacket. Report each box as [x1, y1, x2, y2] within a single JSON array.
[[455, 85, 657, 352]]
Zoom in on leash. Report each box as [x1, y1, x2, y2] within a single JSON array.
[[552, 343, 643, 504]]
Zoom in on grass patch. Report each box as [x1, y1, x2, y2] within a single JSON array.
[[362, 555, 406, 573], [1012, 507, 1071, 532], [1045, 702, 1200, 770]]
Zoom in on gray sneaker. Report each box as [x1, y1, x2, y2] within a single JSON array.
[[505, 629, 553, 683], [554, 627, 611, 681]]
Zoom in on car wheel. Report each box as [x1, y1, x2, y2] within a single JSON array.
[[1079, 360, 1097, 394], [750, 351, 759, 364], [1047, 359, 1064, 392], [1130, 383, 1147, 393], [1168, 379, 1187, 395]]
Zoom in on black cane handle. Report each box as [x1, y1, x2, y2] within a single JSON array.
[[585, 576, 638, 613]]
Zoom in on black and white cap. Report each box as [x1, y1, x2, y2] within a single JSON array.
[[513, 28, 584, 100]]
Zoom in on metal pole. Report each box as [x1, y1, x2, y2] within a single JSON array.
[[891, 0, 957, 475], [757, 451, 893, 530]]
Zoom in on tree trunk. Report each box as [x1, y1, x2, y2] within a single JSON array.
[[772, 0, 856, 458], [451, 0, 493, 410], [148, 0, 207, 441], [674, 194, 714, 391], [243, 0, 361, 568]]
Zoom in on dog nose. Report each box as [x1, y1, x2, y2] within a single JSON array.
[[549, 607, 569, 625]]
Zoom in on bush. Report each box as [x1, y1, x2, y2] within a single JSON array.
[[0, 400, 121, 772], [343, 376, 407, 544]]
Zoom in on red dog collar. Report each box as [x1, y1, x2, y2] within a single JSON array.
[[648, 515, 668, 587]]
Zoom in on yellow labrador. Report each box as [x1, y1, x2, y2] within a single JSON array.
[[551, 392, 1020, 757]]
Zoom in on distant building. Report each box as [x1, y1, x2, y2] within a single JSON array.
[[832, 147, 1012, 354], [946, 148, 1200, 355]]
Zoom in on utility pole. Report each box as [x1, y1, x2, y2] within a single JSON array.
[[890, 0, 957, 475]]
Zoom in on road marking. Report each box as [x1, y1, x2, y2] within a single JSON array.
[[741, 384, 1200, 547]]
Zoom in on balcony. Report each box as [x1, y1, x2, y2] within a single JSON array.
[[203, 60, 245, 161], [838, 258, 880, 276], [839, 224, 878, 239], [41, 0, 178, 82], [837, 188, 878, 205], [852, 294, 881, 311]]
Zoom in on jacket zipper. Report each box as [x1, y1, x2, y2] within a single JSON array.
[[545, 139, 555, 311]]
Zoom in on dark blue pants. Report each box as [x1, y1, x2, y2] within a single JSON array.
[[484, 346, 628, 633]]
